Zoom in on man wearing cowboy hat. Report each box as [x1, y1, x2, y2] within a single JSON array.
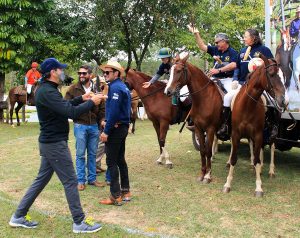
[[98, 60, 132, 206], [290, 6, 300, 42]]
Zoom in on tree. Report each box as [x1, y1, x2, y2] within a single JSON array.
[[0, 0, 54, 121]]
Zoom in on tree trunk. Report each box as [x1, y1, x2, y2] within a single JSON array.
[[0, 72, 5, 122], [22, 105, 25, 122]]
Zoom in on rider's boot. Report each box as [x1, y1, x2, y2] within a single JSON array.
[[26, 93, 31, 105], [217, 106, 231, 138], [186, 118, 195, 131], [268, 109, 281, 144]]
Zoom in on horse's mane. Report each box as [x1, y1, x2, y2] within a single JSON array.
[[133, 70, 166, 88]]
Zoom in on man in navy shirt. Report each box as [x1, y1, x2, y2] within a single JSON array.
[[99, 60, 131, 206], [290, 6, 300, 43], [188, 24, 238, 134]]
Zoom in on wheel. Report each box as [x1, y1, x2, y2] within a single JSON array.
[[192, 131, 200, 151]]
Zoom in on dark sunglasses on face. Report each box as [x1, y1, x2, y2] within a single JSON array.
[[103, 71, 113, 75], [77, 72, 88, 76]]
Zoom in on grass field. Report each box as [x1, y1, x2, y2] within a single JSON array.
[[0, 120, 300, 237]]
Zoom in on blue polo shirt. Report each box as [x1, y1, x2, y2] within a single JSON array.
[[237, 43, 273, 83], [207, 45, 238, 78], [104, 78, 131, 135], [156, 62, 172, 76], [290, 18, 300, 38]]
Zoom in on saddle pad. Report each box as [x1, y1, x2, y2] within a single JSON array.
[[13, 85, 26, 96]]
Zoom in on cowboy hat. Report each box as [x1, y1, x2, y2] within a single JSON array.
[[297, 6, 300, 13], [100, 60, 124, 76], [248, 57, 264, 73]]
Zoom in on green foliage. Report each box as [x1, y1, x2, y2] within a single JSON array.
[[0, 0, 55, 73]]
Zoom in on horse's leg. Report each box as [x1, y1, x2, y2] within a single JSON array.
[[226, 146, 232, 168], [260, 147, 264, 168], [153, 122, 164, 165], [223, 132, 240, 193], [269, 143, 276, 178], [159, 122, 172, 168], [132, 119, 136, 134], [212, 134, 218, 161], [9, 100, 15, 125], [203, 128, 215, 184], [249, 139, 254, 166], [196, 128, 206, 182], [15, 102, 23, 126], [128, 123, 133, 134], [254, 135, 264, 197]]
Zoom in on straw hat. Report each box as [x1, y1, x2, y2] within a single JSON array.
[[248, 57, 264, 73], [100, 60, 124, 76], [297, 6, 300, 13]]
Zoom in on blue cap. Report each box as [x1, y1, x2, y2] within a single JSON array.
[[40, 58, 67, 74]]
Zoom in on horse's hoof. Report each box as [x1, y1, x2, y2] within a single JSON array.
[[156, 161, 163, 165], [166, 164, 173, 169], [196, 176, 204, 183], [202, 178, 211, 184], [254, 191, 264, 197], [226, 163, 230, 169], [269, 173, 275, 178], [222, 187, 231, 193]]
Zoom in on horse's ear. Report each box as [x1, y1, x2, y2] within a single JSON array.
[[259, 53, 269, 66], [125, 67, 130, 74], [181, 52, 190, 63]]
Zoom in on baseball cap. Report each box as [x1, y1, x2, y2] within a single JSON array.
[[40, 58, 67, 74]]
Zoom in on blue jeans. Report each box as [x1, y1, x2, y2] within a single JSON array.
[[105, 169, 111, 182], [74, 123, 99, 184]]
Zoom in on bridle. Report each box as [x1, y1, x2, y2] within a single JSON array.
[[172, 62, 212, 98], [245, 60, 285, 112]]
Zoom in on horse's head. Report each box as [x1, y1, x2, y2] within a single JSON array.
[[164, 52, 189, 96], [259, 53, 287, 110], [279, 28, 291, 51]]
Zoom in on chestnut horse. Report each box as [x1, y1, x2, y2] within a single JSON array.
[[125, 69, 188, 168], [223, 54, 286, 197], [7, 82, 38, 126], [129, 89, 139, 134], [165, 52, 223, 183]]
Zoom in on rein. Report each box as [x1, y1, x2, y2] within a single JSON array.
[[130, 86, 166, 102], [175, 62, 212, 97]]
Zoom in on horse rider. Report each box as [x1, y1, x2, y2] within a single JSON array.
[[25, 62, 41, 104], [290, 6, 300, 44], [219, 28, 280, 142], [142, 47, 188, 123], [187, 24, 238, 133], [142, 47, 172, 88]]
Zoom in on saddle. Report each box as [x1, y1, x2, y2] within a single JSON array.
[[211, 79, 226, 101], [13, 85, 27, 96]]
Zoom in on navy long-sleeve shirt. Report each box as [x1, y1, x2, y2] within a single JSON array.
[[35, 80, 94, 143], [290, 18, 300, 38], [104, 78, 131, 135], [237, 43, 273, 83]]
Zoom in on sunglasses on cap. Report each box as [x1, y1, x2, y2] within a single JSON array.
[[77, 71, 88, 76]]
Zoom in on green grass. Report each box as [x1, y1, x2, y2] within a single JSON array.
[[0, 121, 300, 237]]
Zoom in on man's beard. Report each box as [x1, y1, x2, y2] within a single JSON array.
[[79, 78, 89, 84]]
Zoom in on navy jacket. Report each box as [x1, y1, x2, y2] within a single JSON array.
[[35, 80, 94, 143], [290, 18, 300, 38], [104, 78, 131, 135], [237, 43, 273, 83], [156, 62, 172, 76], [207, 45, 238, 78]]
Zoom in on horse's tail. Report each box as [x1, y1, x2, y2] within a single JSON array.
[[6, 90, 11, 112]]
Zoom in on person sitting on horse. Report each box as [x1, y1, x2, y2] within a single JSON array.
[[188, 25, 238, 132], [218, 28, 280, 141], [25, 62, 41, 105], [289, 6, 300, 44], [142, 47, 172, 89]]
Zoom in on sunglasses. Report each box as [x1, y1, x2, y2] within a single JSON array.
[[215, 40, 222, 45], [103, 71, 113, 75], [77, 72, 88, 76]]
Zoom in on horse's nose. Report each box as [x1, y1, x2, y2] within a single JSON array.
[[166, 89, 172, 96]]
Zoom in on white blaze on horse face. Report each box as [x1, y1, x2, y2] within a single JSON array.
[[164, 65, 176, 94], [179, 51, 189, 60]]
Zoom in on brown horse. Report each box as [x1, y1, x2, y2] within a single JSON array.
[[7, 83, 38, 126], [165, 52, 223, 183], [223, 54, 286, 197], [129, 89, 139, 134], [275, 28, 292, 88], [125, 69, 188, 168]]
